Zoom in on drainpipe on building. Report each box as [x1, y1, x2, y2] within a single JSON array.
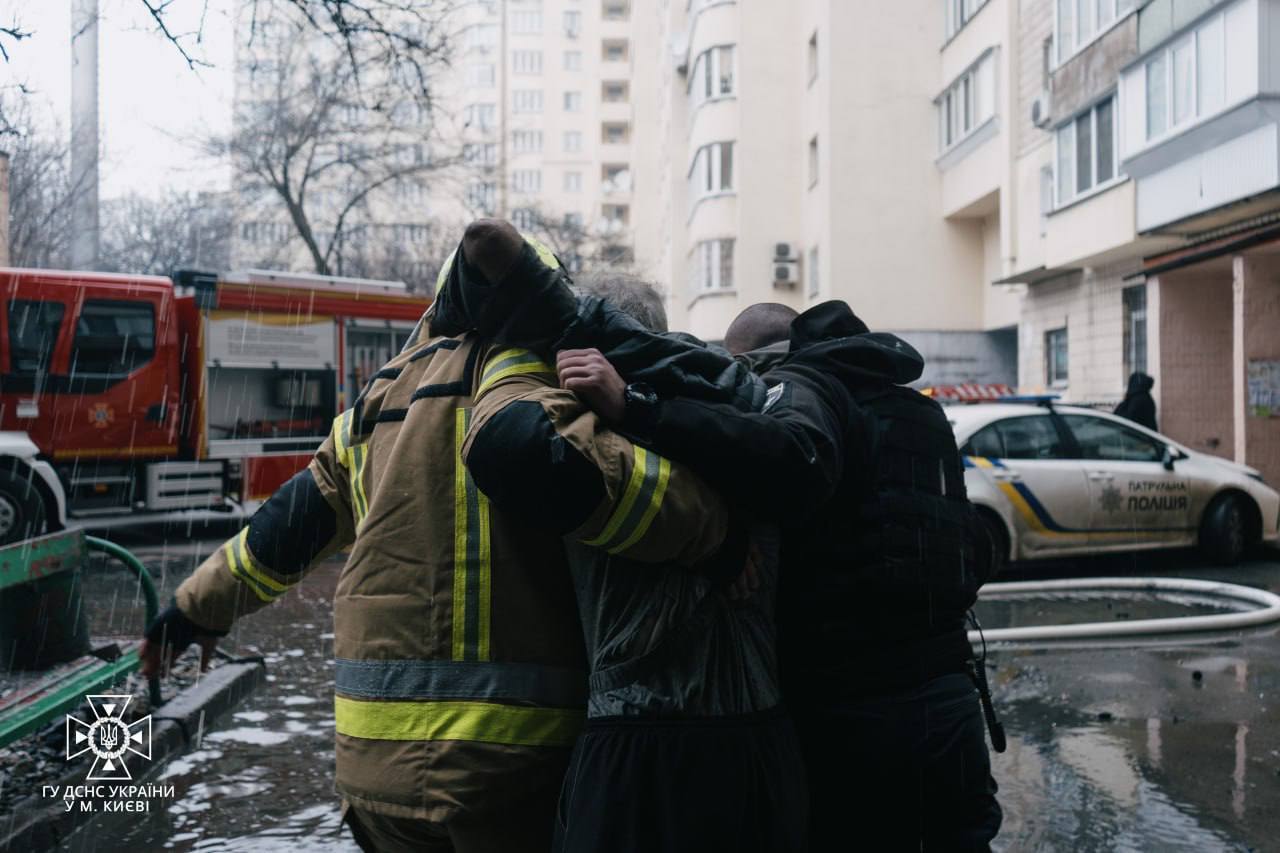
[[498, 0, 509, 220], [70, 0, 101, 270]]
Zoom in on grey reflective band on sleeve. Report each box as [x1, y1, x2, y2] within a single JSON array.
[[334, 659, 588, 707]]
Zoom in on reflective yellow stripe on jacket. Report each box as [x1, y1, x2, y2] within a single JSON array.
[[332, 410, 371, 529], [583, 446, 672, 555], [334, 696, 583, 748]]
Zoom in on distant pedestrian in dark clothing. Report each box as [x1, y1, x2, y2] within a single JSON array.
[[1115, 372, 1158, 431]]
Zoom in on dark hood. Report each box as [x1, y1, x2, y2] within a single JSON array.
[[783, 300, 925, 386], [1126, 372, 1154, 396]]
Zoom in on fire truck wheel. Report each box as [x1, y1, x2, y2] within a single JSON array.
[[0, 468, 48, 545]]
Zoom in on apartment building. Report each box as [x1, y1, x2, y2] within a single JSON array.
[[231, 0, 641, 278], [630, 0, 1023, 384], [1006, 0, 1280, 483]]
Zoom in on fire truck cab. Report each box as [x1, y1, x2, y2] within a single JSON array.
[[0, 267, 427, 543]]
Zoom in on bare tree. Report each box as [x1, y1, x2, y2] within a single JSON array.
[[342, 219, 461, 293], [224, 7, 460, 277], [1, 100, 90, 269], [98, 190, 232, 275], [514, 204, 636, 275]]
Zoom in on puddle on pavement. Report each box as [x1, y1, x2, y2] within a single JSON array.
[[64, 540, 1280, 851]]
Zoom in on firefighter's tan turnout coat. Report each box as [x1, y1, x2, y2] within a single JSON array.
[[175, 290, 728, 821]]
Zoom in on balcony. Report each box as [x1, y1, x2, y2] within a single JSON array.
[[1119, 0, 1280, 233]]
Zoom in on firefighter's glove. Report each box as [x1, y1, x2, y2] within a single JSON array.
[[141, 600, 225, 678]]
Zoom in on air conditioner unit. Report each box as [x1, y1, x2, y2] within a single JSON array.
[[1031, 91, 1052, 129], [773, 242, 798, 262], [773, 262, 798, 289]]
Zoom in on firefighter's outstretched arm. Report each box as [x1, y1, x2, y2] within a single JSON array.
[[141, 417, 358, 676], [461, 347, 732, 568]]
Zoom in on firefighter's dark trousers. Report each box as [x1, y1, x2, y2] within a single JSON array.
[[553, 709, 809, 852], [797, 672, 1002, 852]]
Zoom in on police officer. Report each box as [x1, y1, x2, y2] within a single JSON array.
[[141, 221, 739, 853]]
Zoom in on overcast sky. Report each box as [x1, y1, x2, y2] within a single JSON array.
[[2, 0, 236, 199]]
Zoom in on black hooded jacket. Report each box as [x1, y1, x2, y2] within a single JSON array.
[[619, 302, 985, 701], [1114, 372, 1157, 431]]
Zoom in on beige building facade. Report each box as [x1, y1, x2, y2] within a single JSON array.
[[630, 0, 1023, 384]]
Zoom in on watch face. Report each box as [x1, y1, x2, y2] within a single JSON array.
[[628, 383, 658, 406]]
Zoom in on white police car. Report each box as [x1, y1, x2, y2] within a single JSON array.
[[949, 403, 1280, 568]]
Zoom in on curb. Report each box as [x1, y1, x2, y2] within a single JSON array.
[[0, 659, 266, 852]]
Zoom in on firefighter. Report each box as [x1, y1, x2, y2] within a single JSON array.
[[456, 271, 808, 853], [140, 221, 738, 853], [434, 264, 1004, 849]]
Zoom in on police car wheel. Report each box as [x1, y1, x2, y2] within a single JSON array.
[[1199, 494, 1247, 566], [0, 469, 48, 546], [976, 509, 1009, 577]]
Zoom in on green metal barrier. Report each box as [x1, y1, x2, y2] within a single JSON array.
[[0, 532, 162, 747]]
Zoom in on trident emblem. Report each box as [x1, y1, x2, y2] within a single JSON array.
[[66, 694, 152, 781]]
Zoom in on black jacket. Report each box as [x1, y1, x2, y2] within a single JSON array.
[[1114, 372, 1158, 431], [621, 302, 983, 701]]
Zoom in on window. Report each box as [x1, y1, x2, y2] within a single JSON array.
[[564, 131, 583, 152], [466, 63, 496, 87], [1144, 10, 1228, 142], [512, 169, 542, 193], [606, 39, 632, 62], [564, 91, 583, 111], [513, 90, 543, 113], [564, 50, 583, 71], [945, 0, 989, 40], [512, 207, 538, 230], [807, 246, 819, 297], [964, 416, 1067, 460], [512, 130, 543, 153], [602, 164, 630, 192], [464, 142, 498, 166], [466, 103, 497, 130], [1055, 0, 1135, 64], [5, 300, 64, 376], [564, 212, 584, 230], [603, 1, 629, 21], [512, 50, 543, 74], [687, 141, 734, 202], [602, 122, 631, 144], [808, 31, 818, 85], [602, 81, 629, 103], [72, 300, 155, 377], [512, 11, 542, 34], [937, 49, 996, 152], [564, 171, 583, 192], [602, 204, 630, 225], [467, 181, 497, 214], [1122, 284, 1147, 379], [603, 40, 629, 63], [808, 136, 818, 187], [563, 10, 582, 37], [465, 23, 498, 51], [691, 239, 735, 291], [1045, 327, 1069, 386], [688, 45, 735, 109], [1062, 415, 1162, 462], [1055, 94, 1117, 206]]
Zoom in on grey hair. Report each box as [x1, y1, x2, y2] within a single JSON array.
[[574, 271, 669, 333]]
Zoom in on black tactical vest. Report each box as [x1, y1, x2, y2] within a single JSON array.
[[842, 384, 988, 633]]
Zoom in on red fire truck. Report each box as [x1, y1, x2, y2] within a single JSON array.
[[0, 267, 428, 543]]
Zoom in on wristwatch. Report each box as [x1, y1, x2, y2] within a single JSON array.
[[622, 382, 660, 437]]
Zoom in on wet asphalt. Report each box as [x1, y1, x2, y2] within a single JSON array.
[[45, 532, 1280, 851]]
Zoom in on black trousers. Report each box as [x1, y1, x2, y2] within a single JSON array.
[[797, 672, 1002, 852], [554, 709, 809, 853]]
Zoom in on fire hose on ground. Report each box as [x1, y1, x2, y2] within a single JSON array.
[[968, 576, 1280, 644]]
